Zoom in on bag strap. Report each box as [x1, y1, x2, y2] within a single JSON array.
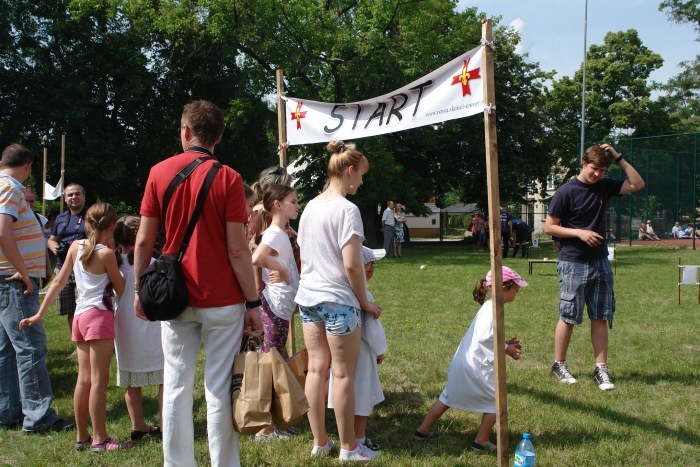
[[161, 155, 213, 225], [176, 162, 222, 261]]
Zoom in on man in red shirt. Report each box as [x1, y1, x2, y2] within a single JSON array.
[[134, 100, 262, 466]]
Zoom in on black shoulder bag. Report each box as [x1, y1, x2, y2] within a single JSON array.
[[139, 154, 221, 321]]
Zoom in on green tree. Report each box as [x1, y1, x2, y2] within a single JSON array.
[[2, 0, 558, 245], [544, 29, 668, 178], [660, 0, 700, 35], [659, 1, 700, 132]]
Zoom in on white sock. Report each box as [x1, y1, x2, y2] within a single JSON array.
[[356, 437, 366, 444], [596, 362, 607, 369]]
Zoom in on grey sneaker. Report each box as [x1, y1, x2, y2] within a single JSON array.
[[311, 438, 335, 457], [361, 437, 380, 452], [551, 361, 578, 384], [593, 365, 615, 390]]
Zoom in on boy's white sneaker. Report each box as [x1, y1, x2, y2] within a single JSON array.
[[311, 438, 335, 457], [339, 442, 380, 462]]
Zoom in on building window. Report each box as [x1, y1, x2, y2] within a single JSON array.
[[546, 175, 555, 191]]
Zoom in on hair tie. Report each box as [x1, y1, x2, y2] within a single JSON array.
[[337, 141, 346, 152]]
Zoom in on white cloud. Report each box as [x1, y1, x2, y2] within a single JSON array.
[[509, 18, 526, 55]]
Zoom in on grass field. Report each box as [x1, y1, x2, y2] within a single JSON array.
[[1, 242, 699, 466]]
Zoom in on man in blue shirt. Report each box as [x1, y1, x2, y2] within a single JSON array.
[[47, 183, 87, 333], [545, 144, 644, 391]]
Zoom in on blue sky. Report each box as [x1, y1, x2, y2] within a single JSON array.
[[459, 0, 699, 85]]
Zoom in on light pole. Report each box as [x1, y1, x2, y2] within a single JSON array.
[[580, 0, 589, 161]]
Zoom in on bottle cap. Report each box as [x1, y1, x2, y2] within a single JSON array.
[[523, 433, 530, 439]]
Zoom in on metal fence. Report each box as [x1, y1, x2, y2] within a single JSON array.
[[441, 132, 700, 243], [604, 132, 699, 242]]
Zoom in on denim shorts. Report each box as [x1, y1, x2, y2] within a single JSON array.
[[557, 259, 615, 324], [299, 302, 361, 336]]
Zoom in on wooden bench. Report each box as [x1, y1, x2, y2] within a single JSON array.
[[528, 259, 557, 274]]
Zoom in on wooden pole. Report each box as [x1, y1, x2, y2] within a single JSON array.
[[277, 69, 288, 168], [277, 68, 297, 356], [42, 147, 47, 217], [482, 19, 509, 467], [60, 134, 66, 214]]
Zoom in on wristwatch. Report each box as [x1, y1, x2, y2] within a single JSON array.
[[245, 298, 262, 309], [614, 153, 624, 163]]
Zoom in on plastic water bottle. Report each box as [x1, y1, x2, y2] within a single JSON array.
[[513, 433, 536, 467]]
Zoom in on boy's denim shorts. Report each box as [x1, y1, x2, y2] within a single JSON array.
[[299, 302, 361, 336], [557, 258, 615, 324]]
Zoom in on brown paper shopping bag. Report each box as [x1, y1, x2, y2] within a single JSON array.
[[286, 347, 309, 389], [231, 349, 273, 434], [269, 348, 310, 429]]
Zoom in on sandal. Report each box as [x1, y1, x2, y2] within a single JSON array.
[[90, 437, 135, 452], [471, 440, 497, 452], [413, 430, 439, 440], [131, 425, 162, 441], [75, 435, 92, 451]]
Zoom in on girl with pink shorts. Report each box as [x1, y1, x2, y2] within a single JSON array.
[[21, 203, 130, 452]]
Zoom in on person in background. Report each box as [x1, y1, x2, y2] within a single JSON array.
[[113, 215, 163, 443], [605, 229, 617, 243], [295, 140, 382, 462], [134, 100, 262, 466], [47, 183, 88, 333], [511, 219, 531, 258], [393, 203, 406, 258], [470, 212, 486, 251], [671, 221, 686, 238], [499, 203, 513, 258], [381, 200, 395, 258], [0, 143, 75, 434], [545, 143, 644, 391], [414, 267, 527, 453], [638, 222, 653, 241], [24, 187, 48, 230], [645, 220, 660, 240], [244, 184, 256, 218]]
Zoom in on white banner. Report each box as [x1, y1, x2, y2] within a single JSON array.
[[43, 176, 63, 200], [283, 45, 484, 146]]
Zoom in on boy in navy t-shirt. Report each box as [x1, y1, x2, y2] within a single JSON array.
[[544, 144, 644, 391]]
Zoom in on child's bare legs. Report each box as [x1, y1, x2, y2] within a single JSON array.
[[88, 338, 115, 444], [474, 413, 496, 446], [125, 387, 149, 432], [415, 400, 449, 436], [74, 342, 91, 442], [258, 305, 290, 436], [126, 383, 163, 432], [354, 415, 368, 440]]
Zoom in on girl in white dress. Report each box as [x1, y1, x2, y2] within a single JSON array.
[[413, 266, 527, 452], [113, 215, 164, 442]]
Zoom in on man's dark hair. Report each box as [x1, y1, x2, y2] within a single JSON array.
[[1, 144, 34, 168], [182, 100, 225, 147]]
